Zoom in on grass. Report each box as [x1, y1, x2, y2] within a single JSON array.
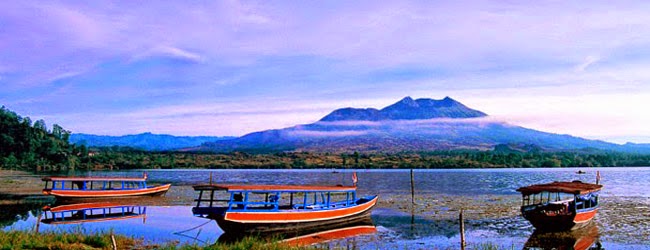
[[0, 230, 310, 250], [0, 229, 137, 250], [158, 236, 306, 250]]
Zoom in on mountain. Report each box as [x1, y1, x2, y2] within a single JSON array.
[[70, 132, 234, 151], [198, 96, 645, 153], [320, 96, 486, 121]]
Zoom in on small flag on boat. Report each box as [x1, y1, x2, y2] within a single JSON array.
[[352, 172, 358, 186], [596, 171, 601, 184]]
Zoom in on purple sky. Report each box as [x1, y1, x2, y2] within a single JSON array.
[[1, 1, 650, 143]]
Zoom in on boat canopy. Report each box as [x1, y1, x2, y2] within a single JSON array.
[[193, 184, 356, 192], [42, 176, 147, 182], [517, 181, 602, 195]]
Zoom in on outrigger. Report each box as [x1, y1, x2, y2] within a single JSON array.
[[192, 183, 378, 233], [42, 173, 171, 200], [517, 180, 602, 231]]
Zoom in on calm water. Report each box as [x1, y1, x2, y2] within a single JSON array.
[[3, 167, 649, 249]]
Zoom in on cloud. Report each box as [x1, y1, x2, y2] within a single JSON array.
[[132, 46, 204, 63], [315, 117, 507, 127], [574, 55, 600, 72], [287, 130, 370, 137]]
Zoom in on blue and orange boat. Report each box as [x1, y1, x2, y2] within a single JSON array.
[[517, 180, 602, 231], [42, 173, 171, 200], [192, 183, 378, 233]]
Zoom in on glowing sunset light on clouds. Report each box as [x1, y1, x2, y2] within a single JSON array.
[[1, 1, 649, 143]]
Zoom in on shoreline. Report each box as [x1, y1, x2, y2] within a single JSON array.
[[1, 169, 649, 245]]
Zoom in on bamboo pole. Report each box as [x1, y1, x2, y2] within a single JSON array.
[[460, 209, 466, 250]]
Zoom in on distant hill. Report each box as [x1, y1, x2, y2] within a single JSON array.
[[196, 96, 649, 153], [621, 142, 650, 154], [70, 132, 234, 151]]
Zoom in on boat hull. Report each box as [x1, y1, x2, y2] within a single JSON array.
[[522, 207, 598, 231], [43, 184, 171, 200], [210, 195, 378, 233], [217, 215, 375, 245]]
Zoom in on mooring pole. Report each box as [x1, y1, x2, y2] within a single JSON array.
[[111, 234, 117, 250], [35, 213, 41, 233], [209, 172, 213, 185], [460, 209, 466, 250], [410, 169, 415, 206]]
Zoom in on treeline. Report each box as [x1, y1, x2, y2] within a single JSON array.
[[74, 148, 650, 170], [0, 106, 90, 171]]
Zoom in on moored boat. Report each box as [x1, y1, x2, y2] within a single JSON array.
[[517, 180, 602, 231], [217, 215, 376, 245], [42, 173, 171, 200], [192, 183, 378, 233]]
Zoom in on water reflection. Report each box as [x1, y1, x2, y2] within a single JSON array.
[[41, 202, 147, 225], [216, 215, 377, 247], [524, 222, 603, 250], [0, 203, 44, 228]]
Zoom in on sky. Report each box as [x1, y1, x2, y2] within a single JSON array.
[[1, 1, 650, 144]]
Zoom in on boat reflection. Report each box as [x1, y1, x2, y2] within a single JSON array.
[[523, 221, 603, 250], [40, 202, 147, 225], [217, 216, 376, 246]]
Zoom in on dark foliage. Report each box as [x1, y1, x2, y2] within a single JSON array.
[[0, 106, 88, 171]]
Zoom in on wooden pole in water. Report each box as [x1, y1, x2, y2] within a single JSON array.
[[410, 169, 415, 206], [460, 209, 466, 250], [209, 172, 213, 185], [35, 213, 41, 233], [410, 168, 416, 227], [111, 234, 117, 250]]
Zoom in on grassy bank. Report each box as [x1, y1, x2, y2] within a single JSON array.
[[0, 229, 137, 250], [0, 229, 308, 250]]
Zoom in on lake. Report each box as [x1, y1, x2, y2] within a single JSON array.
[[3, 167, 649, 249]]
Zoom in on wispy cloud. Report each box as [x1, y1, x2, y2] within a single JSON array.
[[574, 55, 600, 72], [316, 117, 507, 127], [287, 130, 370, 137], [132, 46, 204, 63]]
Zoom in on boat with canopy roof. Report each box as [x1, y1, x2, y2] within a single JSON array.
[[517, 180, 602, 231], [41, 173, 171, 200], [192, 182, 378, 233]]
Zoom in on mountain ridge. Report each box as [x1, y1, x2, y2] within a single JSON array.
[[320, 96, 486, 122], [197, 96, 645, 153], [70, 132, 234, 151]]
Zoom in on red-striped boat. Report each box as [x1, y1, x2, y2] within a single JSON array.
[[42, 173, 171, 200], [517, 180, 602, 231], [192, 184, 378, 233]]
